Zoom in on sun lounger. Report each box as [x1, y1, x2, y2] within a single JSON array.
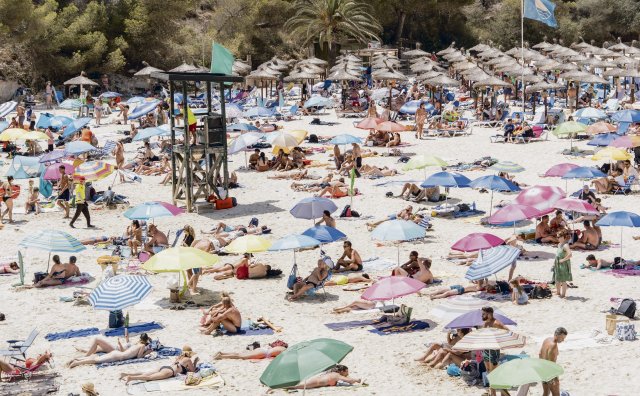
[[1, 329, 39, 363]]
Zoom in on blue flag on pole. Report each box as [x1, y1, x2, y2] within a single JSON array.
[[523, 0, 558, 28]]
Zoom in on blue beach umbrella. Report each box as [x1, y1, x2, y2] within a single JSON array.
[[596, 211, 640, 257], [269, 234, 321, 265], [88, 275, 152, 311], [128, 100, 160, 120], [243, 107, 273, 117], [100, 91, 121, 98], [421, 171, 471, 188], [611, 109, 640, 123], [0, 121, 8, 133], [469, 175, 521, 216], [50, 115, 74, 129], [39, 150, 66, 163], [304, 96, 334, 108], [561, 166, 606, 179], [371, 219, 426, 265], [302, 225, 346, 244], [465, 245, 521, 281], [133, 125, 183, 142], [291, 197, 338, 221], [225, 103, 243, 119], [573, 107, 606, 119], [399, 100, 434, 115], [123, 201, 184, 220], [19, 230, 86, 271], [227, 122, 260, 132], [64, 141, 96, 156], [127, 96, 147, 105], [587, 133, 617, 147], [62, 117, 92, 138], [329, 134, 362, 145], [59, 99, 82, 110]]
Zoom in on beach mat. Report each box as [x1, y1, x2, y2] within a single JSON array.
[[222, 326, 274, 336], [362, 257, 397, 272], [0, 372, 59, 396], [368, 320, 430, 335], [46, 322, 164, 341], [126, 373, 224, 394], [104, 322, 164, 337], [324, 320, 375, 331]]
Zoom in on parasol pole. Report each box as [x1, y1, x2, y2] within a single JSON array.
[[520, 0, 525, 114], [620, 227, 623, 259]]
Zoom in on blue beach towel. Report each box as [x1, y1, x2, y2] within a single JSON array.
[[45, 327, 100, 341], [368, 320, 430, 336], [104, 322, 163, 337], [222, 320, 274, 336]]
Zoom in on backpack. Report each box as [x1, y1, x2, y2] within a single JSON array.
[[287, 264, 299, 290], [612, 298, 636, 319], [340, 205, 352, 218], [529, 285, 552, 299]]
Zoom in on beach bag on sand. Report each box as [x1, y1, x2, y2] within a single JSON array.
[[611, 298, 636, 319], [287, 264, 299, 290], [460, 361, 482, 385], [615, 322, 636, 341]]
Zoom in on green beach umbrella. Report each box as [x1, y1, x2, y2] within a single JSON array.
[[260, 338, 353, 389], [488, 161, 525, 173], [488, 358, 564, 390], [552, 121, 587, 138], [402, 154, 448, 178]]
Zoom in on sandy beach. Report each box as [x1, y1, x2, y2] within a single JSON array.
[[1, 108, 639, 396]]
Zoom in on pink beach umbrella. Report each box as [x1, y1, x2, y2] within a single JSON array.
[[375, 121, 406, 132], [362, 276, 425, 301], [554, 198, 599, 215], [514, 185, 565, 212], [487, 204, 542, 233], [43, 162, 74, 180], [544, 163, 579, 177], [356, 117, 384, 130], [451, 233, 505, 252], [609, 135, 640, 149]]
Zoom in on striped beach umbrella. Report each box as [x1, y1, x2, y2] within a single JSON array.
[[74, 161, 115, 181], [452, 328, 526, 351], [89, 275, 152, 311], [0, 100, 18, 118], [19, 230, 86, 271], [489, 161, 525, 173], [124, 201, 184, 220], [430, 295, 493, 323], [465, 245, 521, 281]]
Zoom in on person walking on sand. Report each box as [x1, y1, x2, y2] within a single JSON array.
[[539, 327, 567, 396], [1, 176, 15, 224], [553, 231, 572, 298], [45, 81, 53, 109], [69, 176, 94, 229], [56, 165, 71, 218], [415, 102, 427, 139], [114, 140, 125, 183]]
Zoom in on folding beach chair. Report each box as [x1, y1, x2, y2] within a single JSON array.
[[90, 140, 116, 159], [612, 176, 635, 195], [305, 270, 333, 300], [1, 329, 39, 363]]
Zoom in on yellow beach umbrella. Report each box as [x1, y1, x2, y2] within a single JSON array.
[[142, 247, 219, 272], [592, 147, 632, 161], [0, 128, 26, 141], [225, 235, 272, 254], [21, 131, 50, 141], [269, 131, 300, 154], [288, 130, 308, 144]]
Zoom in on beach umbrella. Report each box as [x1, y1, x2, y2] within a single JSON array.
[[225, 235, 272, 254], [402, 155, 448, 178], [469, 175, 521, 216], [100, 91, 121, 98], [64, 74, 98, 86], [421, 171, 471, 188], [63, 140, 96, 157], [486, 204, 541, 229], [452, 328, 526, 351], [610, 135, 640, 149], [19, 230, 86, 271], [611, 109, 640, 123], [243, 107, 273, 117], [375, 121, 406, 132], [227, 123, 260, 132], [355, 117, 384, 130], [328, 134, 362, 145], [596, 211, 640, 257], [465, 245, 521, 281], [362, 276, 425, 306], [267, 131, 300, 153], [228, 131, 266, 166], [587, 133, 618, 147], [370, 88, 399, 100], [18, 131, 49, 141], [39, 150, 66, 164], [74, 161, 115, 182], [126, 97, 147, 105], [269, 234, 321, 265], [224, 103, 243, 119], [0, 128, 26, 141], [134, 64, 164, 77], [585, 122, 616, 135], [488, 358, 564, 390], [371, 220, 425, 265], [544, 163, 579, 177], [554, 198, 599, 214], [43, 163, 73, 180], [290, 197, 338, 221], [123, 201, 184, 220], [514, 185, 565, 212], [561, 166, 606, 179], [303, 96, 334, 108], [451, 233, 505, 252], [0, 121, 7, 132], [488, 161, 525, 173], [591, 147, 632, 161], [59, 99, 82, 110], [61, 117, 92, 138], [552, 121, 587, 138], [260, 338, 353, 390], [302, 225, 346, 244], [430, 295, 492, 322], [445, 309, 517, 330], [88, 275, 152, 311], [572, 107, 606, 119], [142, 247, 219, 272], [399, 100, 433, 115], [133, 125, 182, 142]]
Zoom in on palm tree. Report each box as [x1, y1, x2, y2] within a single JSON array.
[[285, 0, 381, 60]]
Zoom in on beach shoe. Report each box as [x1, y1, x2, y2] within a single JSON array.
[[212, 329, 223, 337]]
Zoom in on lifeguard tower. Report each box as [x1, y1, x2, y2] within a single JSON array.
[[150, 71, 244, 212]]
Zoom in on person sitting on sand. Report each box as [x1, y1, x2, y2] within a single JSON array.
[[127, 220, 143, 257], [326, 273, 371, 287], [213, 340, 288, 360], [570, 220, 600, 250], [24, 182, 40, 215], [315, 210, 336, 228], [584, 254, 613, 270], [200, 297, 242, 335], [0, 261, 20, 274], [535, 215, 558, 244], [248, 149, 260, 169], [74, 333, 149, 358], [591, 169, 623, 193], [288, 258, 330, 301], [413, 186, 441, 203], [34, 255, 80, 288], [415, 328, 470, 368], [429, 280, 487, 300], [120, 346, 197, 384], [397, 251, 420, 276], [285, 365, 361, 390], [393, 258, 433, 284], [144, 224, 168, 255], [386, 132, 401, 147], [67, 334, 151, 368], [334, 241, 363, 272], [510, 278, 529, 305], [549, 210, 569, 234], [338, 153, 357, 176], [366, 206, 414, 230]]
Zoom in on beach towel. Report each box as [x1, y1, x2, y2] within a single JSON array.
[[45, 327, 100, 341], [104, 322, 164, 337], [221, 320, 274, 336], [608, 269, 640, 277], [0, 372, 59, 396], [361, 257, 397, 272], [126, 372, 224, 394], [453, 209, 486, 218], [324, 320, 375, 331], [534, 331, 619, 351], [368, 320, 430, 335], [96, 347, 181, 369]]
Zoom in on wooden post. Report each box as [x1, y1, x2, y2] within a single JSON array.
[[169, 81, 178, 204], [182, 81, 193, 212]]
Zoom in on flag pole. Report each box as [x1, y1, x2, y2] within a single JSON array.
[[521, 0, 526, 114]]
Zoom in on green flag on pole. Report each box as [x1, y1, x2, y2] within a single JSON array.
[[211, 42, 234, 75], [349, 168, 356, 196]]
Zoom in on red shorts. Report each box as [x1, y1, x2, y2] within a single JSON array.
[[188, 124, 196, 133]]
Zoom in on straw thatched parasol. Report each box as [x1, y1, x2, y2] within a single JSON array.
[[134, 62, 164, 77], [403, 48, 429, 57], [423, 75, 460, 87], [64, 73, 98, 86], [473, 76, 513, 88], [169, 63, 198, 73], [437, 43, 457, 56]]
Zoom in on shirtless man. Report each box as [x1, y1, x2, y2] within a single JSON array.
[[144, 225, 168, 254], [482, 306, 508, 396], [539, 327, 567, 396], [397, 251, 420, 276], [315, 210, 336, 228], [286, 365, 361, 390], [200, 297, 242, 335], [334, 241, 363, 272], [570, 220, 600, 250], [56, 165, 71, 218], [549, 210, 568, 234], [288, 259, 330, 301], [394, 258, 433, 284], [535, 215, 557, 244], [429, 280, 486, 300], [584, 254, 613, 270], [114, 140, 125, 183], [366, 205, 414, 230]]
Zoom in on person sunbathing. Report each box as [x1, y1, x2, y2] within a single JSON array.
[[74, 333, 149, 357], [360, 164, 397, 177], [200, 297, 242, 335], [584, 254, 613, 270], [393, 258, 433, 284], [535, 215, 558, 244], [127, 220, 143, 257], [285, 365, 361, 390], [24, 186, 40, 215], [203, 254, 250, 279], [549, 210, 569, 234], [288, 258, 330, 301], [332, 299, 376, 313], [144, 224, 168, 255], [429, 280, 487, 300], [413, 186, 441, 203], [0, 261, 19, 274], [120, 346, 197, 384], [326, 273, 371, 287], [398, 183, 422, 200], [316, 183, 350, 198], [200, 292, 231, 326], [267, 169, 312, 180], [366, 206, 414, 230], [386, 132, 401, 147], [67, 334, 150, 368], [334, 241, 363, 272], [316, 210, 337, 228], [591, 169, 623, 193], [213, 340, 288, 360], [1, 351, 52, 374], [34, 255, 79, 288], [415, 328, 470, 368], [291, 174, 334, 192]]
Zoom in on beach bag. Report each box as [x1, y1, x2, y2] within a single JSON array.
[[460, 361, 481, 385], [184, 373, 202, 386], [287, 264, 299, 290], [109, 310, 124, 328], [340, 205, 352, 218], [529, 285, 552, 299], [215, 197, 234, 210], [612, 298, 636, 319], [615, 322, 637, 341]]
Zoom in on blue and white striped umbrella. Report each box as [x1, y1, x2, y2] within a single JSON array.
[[89, 275, 152, 311], [0, 100, 18, 118], [19, 230, 86, 253], [59, 99, 82, 110], [465, 245, 521, 281], [329, 134, 362, 145]]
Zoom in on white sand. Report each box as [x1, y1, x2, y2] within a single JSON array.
[[1, 108, 639, 395]]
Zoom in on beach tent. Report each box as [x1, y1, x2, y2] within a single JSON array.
[[5, 156, 43, 179]]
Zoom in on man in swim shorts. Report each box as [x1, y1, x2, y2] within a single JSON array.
[[539, 327, 567, 396]]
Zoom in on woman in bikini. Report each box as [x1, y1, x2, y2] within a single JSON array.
[[213, 341, 288, 360], [0, 262, 20, 274], [1, 176, 15, 224], [285, 365, 361, 390], [202, 254, 250, 279], [127, 220, 143, 257], [120, 346, 197, 384], [67, 334, 151, 368], [74, 333, 149, 357]]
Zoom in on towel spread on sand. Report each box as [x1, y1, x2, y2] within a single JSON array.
[[46, 322, 163, 341], [97, 347, 181, 368], [104, 322, 164, 337], [45, 327, 100, 341], [362, 257, 397, 272], [126, 373, 224, 394], [324, 320, 375, 331], [368, 320, 430, 335]]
